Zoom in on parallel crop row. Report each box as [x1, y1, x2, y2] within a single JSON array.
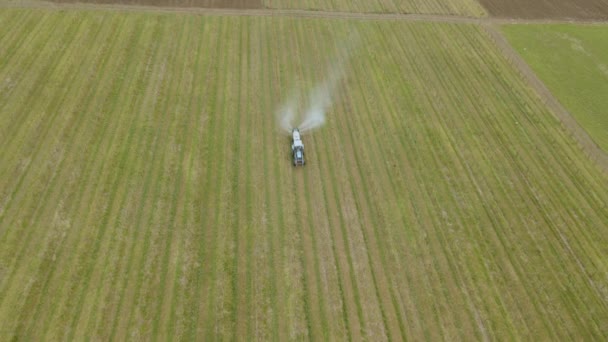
[[0, 9, 606, 340]]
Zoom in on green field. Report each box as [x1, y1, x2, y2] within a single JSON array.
[[264, 0, 486, 16], [0, 8, 607, 341], [503, 24, 608, 153]]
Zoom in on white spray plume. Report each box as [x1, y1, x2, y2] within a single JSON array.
[[276, 33, 358, 134]]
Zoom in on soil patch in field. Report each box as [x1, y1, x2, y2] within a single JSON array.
[[51, 0, 262, 9], [477, 0, 608, 19]]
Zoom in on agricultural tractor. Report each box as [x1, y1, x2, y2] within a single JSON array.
[[291, 128, 305, 166]]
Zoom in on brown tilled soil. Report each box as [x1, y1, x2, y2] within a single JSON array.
[[51, 0, 261, 8], [477, 0, 608, 19]]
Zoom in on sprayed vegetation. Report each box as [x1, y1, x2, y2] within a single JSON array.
[[0, 8, 607, 341], [277, 33, 357, 134]]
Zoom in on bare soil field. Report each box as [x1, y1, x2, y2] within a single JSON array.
[[477, 0, 608, 20], [51, 0, 261, 8]]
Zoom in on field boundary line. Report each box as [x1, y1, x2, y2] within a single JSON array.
[[2, 1, 608, 25], [482, 23, 608, 173]]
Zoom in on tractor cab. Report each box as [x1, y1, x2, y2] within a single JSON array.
[[292, 129, 305, 166]]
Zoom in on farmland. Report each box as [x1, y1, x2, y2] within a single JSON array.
[[1, 6, 608, 342], [263, 0, 486, 16], [45, 0, 488, 16], [502, 24, 608, 153], [477, 0, 608, 20]]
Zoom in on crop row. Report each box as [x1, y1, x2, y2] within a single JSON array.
[[0, 9, 606, 340]]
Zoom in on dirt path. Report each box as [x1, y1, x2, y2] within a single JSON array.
[[2, 0, 607, 172]]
